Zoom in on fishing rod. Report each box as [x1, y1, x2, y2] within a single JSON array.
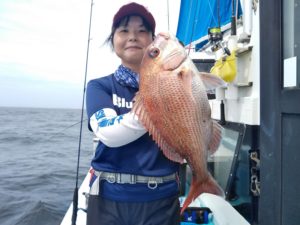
[[44, 119, 88, 142], [231, 0, 237, 35], [187, 0, 221, 54], [167, 0, 170, 31], [71, 0, 94, 224]]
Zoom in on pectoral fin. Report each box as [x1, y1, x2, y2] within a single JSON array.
[[200, 72, 227, 92]]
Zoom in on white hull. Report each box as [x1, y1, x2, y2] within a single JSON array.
[[60, 172, 90, 225], [61, 171, 250, 225]]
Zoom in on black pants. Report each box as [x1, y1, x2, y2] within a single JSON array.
[[87, 195, 180, 225]]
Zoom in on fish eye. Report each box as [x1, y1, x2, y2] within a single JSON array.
[[148, 47, 160, 58]]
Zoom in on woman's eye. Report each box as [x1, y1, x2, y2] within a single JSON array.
[[149, 48, 160, 58], [117, 27, 128, 33]]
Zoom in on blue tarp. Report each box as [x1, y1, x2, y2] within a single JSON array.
[[176, 0, 242, 49]]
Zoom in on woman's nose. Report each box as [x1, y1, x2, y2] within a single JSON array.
[[128, 31, 138, 41]]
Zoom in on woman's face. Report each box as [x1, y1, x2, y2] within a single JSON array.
[[113, 16, 153, 72]]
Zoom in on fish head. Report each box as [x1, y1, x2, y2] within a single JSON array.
[[141, 32, 226, 91], [141, 32, 188, 77]]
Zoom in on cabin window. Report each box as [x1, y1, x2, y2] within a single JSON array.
[[208, 127, 240, 190], [283, 1, 300, 88]]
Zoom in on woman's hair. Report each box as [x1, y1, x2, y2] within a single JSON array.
[[105, 15, 155, 50]]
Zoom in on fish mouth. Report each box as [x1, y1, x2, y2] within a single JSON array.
[[163, 49, 187, 71], [154, 32, 187, 71], [158, 32, 171, 39]]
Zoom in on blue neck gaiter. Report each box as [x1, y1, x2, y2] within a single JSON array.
[[114, 64, 139, 89]]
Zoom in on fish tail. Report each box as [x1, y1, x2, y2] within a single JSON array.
[[180, 174, 224, 214]]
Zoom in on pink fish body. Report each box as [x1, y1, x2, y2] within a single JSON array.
[[132, 32, 225, 213]]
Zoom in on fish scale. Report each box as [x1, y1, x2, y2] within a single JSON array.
[[132, 32, 226, 214], [160, 74, 203, 159]]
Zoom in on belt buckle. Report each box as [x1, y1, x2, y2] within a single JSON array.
[[120, 173, 136, 184], [130, 174, 137, 184]]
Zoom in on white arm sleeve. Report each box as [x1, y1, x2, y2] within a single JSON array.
[[89, 108, 147, 147]]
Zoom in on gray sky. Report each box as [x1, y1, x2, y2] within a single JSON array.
[[0, 0, 180, 109]]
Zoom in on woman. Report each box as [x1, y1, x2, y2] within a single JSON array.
[[86, 2, 180, 225]]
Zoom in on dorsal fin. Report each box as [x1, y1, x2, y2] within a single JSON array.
[[208, 120, 223, 155]]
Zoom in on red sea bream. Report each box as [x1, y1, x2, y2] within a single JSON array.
[[132, 32, 225, 213]]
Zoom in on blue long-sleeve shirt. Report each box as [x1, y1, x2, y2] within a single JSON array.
[[86, 73, 180, 202]]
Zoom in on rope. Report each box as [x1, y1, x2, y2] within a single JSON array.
[[187, 0, 199, 55], [71, 0, 94, 224]]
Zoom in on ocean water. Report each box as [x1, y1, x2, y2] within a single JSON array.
[[0, 107, 94, 225]]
